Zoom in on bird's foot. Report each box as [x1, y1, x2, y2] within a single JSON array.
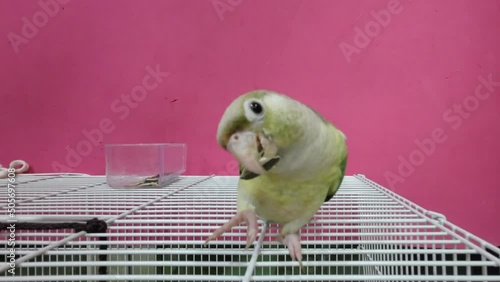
[[277, 233, 303, 268], [205, 210, 258, 249]]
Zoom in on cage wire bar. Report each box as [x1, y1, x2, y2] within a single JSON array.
[[0, 174, 499, 282]]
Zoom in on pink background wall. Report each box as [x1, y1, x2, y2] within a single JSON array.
[[1, 0, 499, 245]]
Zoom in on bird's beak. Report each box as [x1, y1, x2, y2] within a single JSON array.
[[227, 131, 266, 175]]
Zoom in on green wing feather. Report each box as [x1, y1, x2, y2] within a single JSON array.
[[309, 103, 347, 202], [324, 152, 347, 202]]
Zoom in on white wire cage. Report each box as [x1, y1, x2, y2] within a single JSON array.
[[1, 174, 499, 282]]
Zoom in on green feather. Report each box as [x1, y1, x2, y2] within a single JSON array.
[[324, 153, 347, 202]]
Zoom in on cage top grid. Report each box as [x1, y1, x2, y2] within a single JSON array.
[[1, 174, 499, 282]]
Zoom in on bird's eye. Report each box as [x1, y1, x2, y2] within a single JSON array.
[[243, 99, 265, 122], [249, 101, 263, 115]]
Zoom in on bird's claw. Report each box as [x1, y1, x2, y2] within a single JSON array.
[[245, 222, 258, 249], [278, 233, 303, 268], [205, 210, 258, 249]]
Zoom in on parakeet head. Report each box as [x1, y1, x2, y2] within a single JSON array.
[[216, 90, 306, 176]]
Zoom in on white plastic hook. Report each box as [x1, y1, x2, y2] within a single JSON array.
[[0, 160, 30, 179]]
